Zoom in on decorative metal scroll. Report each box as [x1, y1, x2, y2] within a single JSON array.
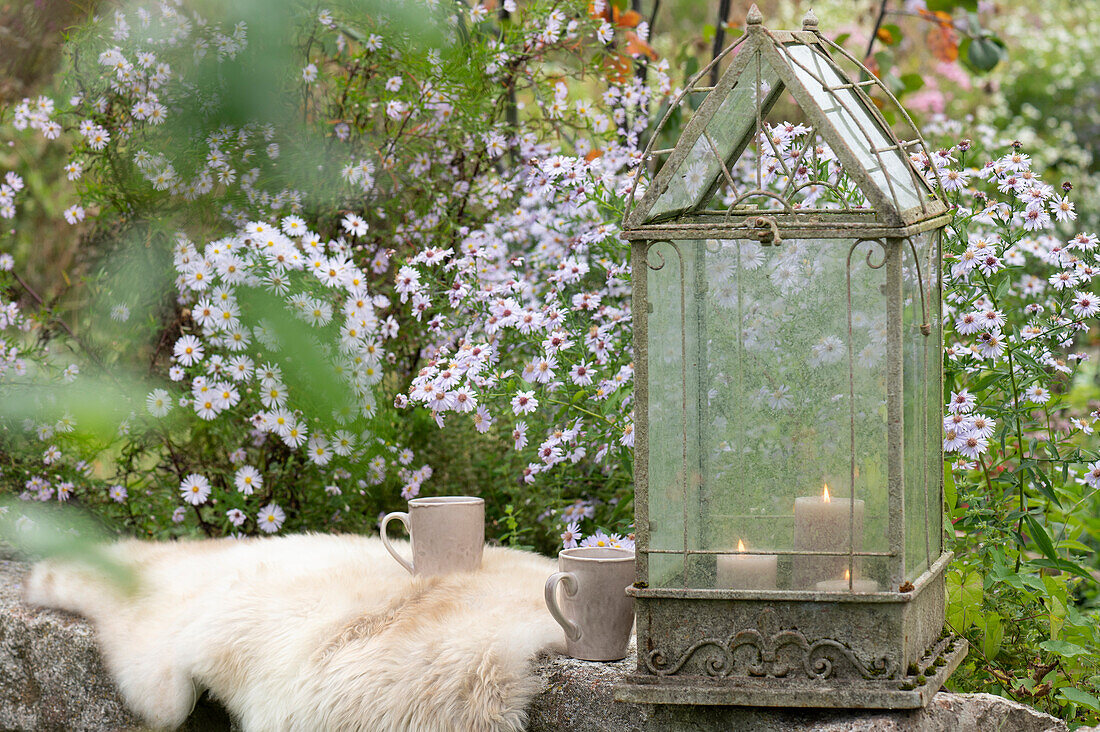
[[644, 627, 897, 680]]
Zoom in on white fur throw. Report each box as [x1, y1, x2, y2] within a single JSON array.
[[24, 533, 568, 731]]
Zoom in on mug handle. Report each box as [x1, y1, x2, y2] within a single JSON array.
[[380, 512, 414, 574], [544, 571, 581, 642]]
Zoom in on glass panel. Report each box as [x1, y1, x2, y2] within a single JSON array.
[[903, 231, 944, 581], [783, 44, 926, 214], [644, 238, 891, 591], [643, 240, 698, 587], [928, 233, 944, 564], [646, 52, 781, 222]]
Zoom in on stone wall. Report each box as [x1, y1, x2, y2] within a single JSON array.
[[0, 559, 1070, 732]]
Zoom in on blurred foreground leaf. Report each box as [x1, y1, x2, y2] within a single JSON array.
[[238, 286, 361, 430], [1, 369, 166, 445], [0, 499, 136, 594]]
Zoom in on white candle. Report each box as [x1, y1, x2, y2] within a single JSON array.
[[816, 569, 879, 593], [792, 483, 864, 589], [716, 539, 777, 590]]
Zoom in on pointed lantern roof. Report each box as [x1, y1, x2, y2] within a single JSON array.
[[622, 6, 950, 240]]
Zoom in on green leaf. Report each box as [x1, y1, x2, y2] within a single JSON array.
[[1050, 595, 1066, 640], [900, 73, 925, 93], [879, 24, 903, 47], [963, 36, 1006, 73], [1031, 557, 1093, 582], [1026, 467, 1061, 508], [944, 461, 957, 511], [1059, 688, 1100, 712], [1012, 349, 1044, 372], [1039, 640, 1091, 658], [980, 611, 1003, 659], [970, 370, 1005, 393], [0, 501, 137, 593], [926, 0, 978, 11], [1025, 515, 1058, 561], [946, 569, 983, 631], [882, 71, 905, 96], [237, 287, 360, 431]]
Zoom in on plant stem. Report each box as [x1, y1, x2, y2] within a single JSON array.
[[544, 397, 614, 426], [978, 454, 995, 496], [976, 269, 1029, 571], [865, 0, 890, 61], [708, 0, 732, 86], [11, 269, 116, 381]]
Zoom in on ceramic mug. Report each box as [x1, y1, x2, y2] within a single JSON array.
[[381, 496, 485, 576], [544, 546, 635, 661]]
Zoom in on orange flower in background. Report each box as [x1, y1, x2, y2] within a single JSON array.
[[603, 53, 632, 83], [614, 9, 642, 28], [588, 3, 642, 28], [863, 54, 881, 77], [625, 31, 658, 60], [590, 1, 658, 80], [920, 10, 959, 63]]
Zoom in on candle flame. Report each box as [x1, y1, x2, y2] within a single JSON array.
[[737, 539, 747, 553], [822, 483, 831, 502], [844, 568, 850, 581]]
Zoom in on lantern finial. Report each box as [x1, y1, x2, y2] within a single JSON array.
[[802, 8, 819, 31], [746, 4, 763, 26]]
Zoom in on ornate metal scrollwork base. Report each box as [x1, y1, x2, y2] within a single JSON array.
[[644, 626, 897, 680]]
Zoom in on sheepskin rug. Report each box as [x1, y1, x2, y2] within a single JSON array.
[[24, 533, 568, 731]]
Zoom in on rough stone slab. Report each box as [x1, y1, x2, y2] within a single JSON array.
[[0, 559, 141, 732], [0, 559, 1069, 732], [0, 559, 231, 732]]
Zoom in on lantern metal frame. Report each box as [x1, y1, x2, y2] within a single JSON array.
[[615, 6, 966, 709]]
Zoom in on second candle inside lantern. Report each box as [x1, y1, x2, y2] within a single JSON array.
[[716, 539, 777, 590], [792, 483, 864, 589]]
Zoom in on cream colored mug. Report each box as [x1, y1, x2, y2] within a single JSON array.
[[544, 547, 635, 661], [381, 496, 485, 576]]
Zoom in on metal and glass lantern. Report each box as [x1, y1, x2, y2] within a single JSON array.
[[617, 6, 967, 709]]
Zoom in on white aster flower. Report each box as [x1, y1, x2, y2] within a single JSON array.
[[234, 465, 263, 495], [257, 503, 286, 533], [173, 335, 205, 366], [179, 473, 211, 505], [146, 388, 171, 417]]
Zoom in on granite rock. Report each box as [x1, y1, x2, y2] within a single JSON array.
[[0, 559, 232, 732], [0, 559, 141, 731], [0, 559, 1070, 732]]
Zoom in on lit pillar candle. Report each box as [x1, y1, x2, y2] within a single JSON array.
[[792, 483, 864, 589], [816, 568, 879, 593], [717, 539, 777, 590]]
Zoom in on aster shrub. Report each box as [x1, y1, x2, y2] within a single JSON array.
[[926, 127, 1100, 718], [0, 0, 656, 547]]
